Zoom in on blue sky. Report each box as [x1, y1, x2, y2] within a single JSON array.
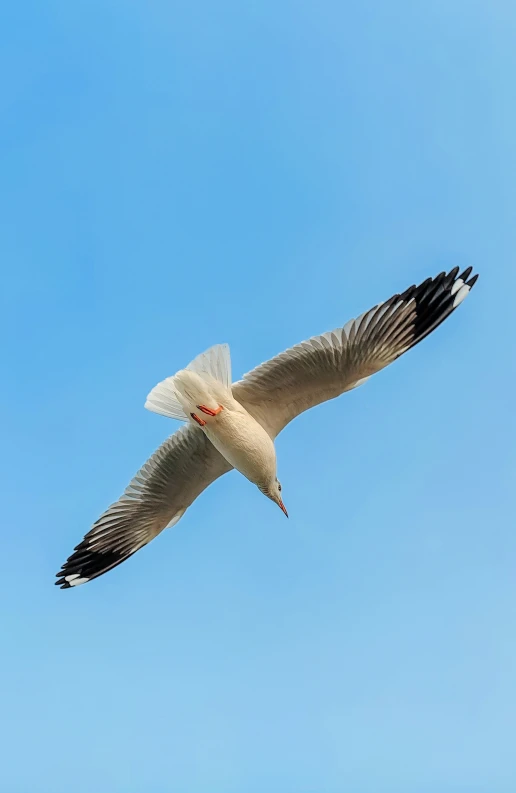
[[1, 1, 515, 791]]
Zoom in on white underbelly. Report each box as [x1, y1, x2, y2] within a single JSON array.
[[203, 410, 277, 486]]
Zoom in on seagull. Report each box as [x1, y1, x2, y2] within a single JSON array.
[[56, 267, 478, 588]]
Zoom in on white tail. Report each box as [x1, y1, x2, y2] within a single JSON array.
[[145, 344, 232, 420], [185, 343, 232, 387]]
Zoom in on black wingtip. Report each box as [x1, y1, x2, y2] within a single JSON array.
[[405, 266, 478, 350], [54, 546, 137, 590]]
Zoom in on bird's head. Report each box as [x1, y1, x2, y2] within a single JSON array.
[[262, 478, 288, 518]]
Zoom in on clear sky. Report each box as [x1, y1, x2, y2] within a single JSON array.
[[1, 1, 515, 791]]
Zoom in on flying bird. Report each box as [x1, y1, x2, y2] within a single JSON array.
[[56, 267, 478, 588]]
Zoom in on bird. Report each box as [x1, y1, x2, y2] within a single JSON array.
[[56, 266, 478, 589]]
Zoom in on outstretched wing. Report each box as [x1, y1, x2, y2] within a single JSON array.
[[55, 424, 232, 588], [233, 267, 478, 437]]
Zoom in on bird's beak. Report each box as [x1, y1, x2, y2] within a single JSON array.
[[278, 499, 289, 518]]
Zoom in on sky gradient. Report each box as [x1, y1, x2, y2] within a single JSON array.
[[1, 1, 515, 791]]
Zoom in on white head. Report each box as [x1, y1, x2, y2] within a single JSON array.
[[261, 477, 288, 518]]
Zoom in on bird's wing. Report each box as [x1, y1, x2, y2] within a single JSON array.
[[233, 268, 478, 437], [55, 424, 232, 588]]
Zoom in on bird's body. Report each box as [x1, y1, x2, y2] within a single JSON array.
[[56, 266, 478, 589], [173, 368, 278, 489]]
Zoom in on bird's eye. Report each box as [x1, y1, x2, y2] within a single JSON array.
[[278, 483, 282, 492]]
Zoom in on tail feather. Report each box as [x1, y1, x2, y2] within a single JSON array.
[[186, 343, 232, 387], [144, 377, 187, 420], [145, 344, 232, 420]]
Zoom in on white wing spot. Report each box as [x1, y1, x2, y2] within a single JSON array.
[[452, 284, 470, 307], [65, 574, 89, 587], [450, 278, 464, 296], [165, 508, 186, 530], [351, 375, 371, 389]]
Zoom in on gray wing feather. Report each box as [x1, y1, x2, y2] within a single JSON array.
[[233, 268, 478, 437], [56, 424, 232, 588]]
